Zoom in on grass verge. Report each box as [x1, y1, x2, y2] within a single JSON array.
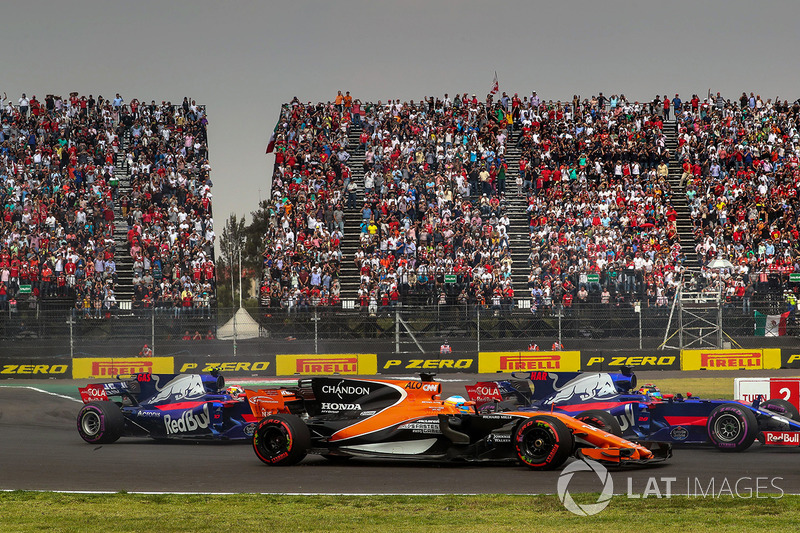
[[1, 492, 797, 532]]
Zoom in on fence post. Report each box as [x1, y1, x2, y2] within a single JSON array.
[[477, 306, 481, 354], [558, 306, 562, 348], [395, 308, 400, 354], [69, 314, 74, 359], [151, 307, 155, 357], [313, 307, 319, 354]]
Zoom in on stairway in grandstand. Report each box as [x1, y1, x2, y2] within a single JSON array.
[[663, 120, 700, 272], [503, 131, 531, 303], [112, 128, 135, 302], [338, 123, 366, 300]]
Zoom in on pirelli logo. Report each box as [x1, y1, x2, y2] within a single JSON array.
[[72, 357, 174, 379], [479, 352, 581, 373], [681, 350, 770, 371], [700, 352, 761, 369], [275, 354, 377, 376], [499, 354, 561, 371], [297, 357, 358, 374], [92, 361, 154, 376]]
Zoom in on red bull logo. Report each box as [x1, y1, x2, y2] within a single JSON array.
[[700, 352, 761, 369], [499, 354, 561, 371], [296, 357, 358, 374]]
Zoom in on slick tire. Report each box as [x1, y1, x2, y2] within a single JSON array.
[[253, 414, 310, 466], [77, 401, 125, 444], [514, 415, 573, 470], [575, 409, 623, 437], [707, 403, 758, 452], [762, 398, 800, 421]]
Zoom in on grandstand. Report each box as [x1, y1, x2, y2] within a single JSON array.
[[262, 92, 799, 331], [0, 93, 216, 318]]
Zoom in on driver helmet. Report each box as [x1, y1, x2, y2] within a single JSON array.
[[637, 383, 662, 400], [226, 385, 245, 398], [445, 395, 472, 413]]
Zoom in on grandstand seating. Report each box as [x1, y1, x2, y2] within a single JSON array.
[[0, 94, 215, 316], [263, 92, 800, 314]]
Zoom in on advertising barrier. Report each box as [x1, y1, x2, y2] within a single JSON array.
[[781, 349, 800, 369], [0, 357, 71, 378], [72, 357, 174, 379], [734, 377, 800, 410], [275, 354, 377, 376], [581, 352, 680, 371], [175, 355, 275, 376], [478, 351, 581, 373], [377, 354, 476, 373], [681, 349, 781, 371]]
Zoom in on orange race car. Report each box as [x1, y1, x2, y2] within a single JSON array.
[[248, 376, 671, 470]]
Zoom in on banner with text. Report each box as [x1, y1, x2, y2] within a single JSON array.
[[581, 352, 680, 371], [377, 354, 476, 373], [681, 349, 781, 371], [478, 351, 581, 373], [72, 357, 174, 379], [781, 349, 800, 369], [275, 354, 378, 376], [0, 357, 72, 379], [175, 355, 275, 376]]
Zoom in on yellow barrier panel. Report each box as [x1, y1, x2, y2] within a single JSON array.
[[72, 357, 174, 379], [275, 354, 377, 376], [762, 349, 782, 370], [478, 351, 581, 373], [681, 349, 764, 371]]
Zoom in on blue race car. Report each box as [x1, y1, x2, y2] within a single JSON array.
[[466, 370, 800, 452], [76, 372, 259, 443]]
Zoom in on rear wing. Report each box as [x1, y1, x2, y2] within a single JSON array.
[[78, 375, 144, 404]]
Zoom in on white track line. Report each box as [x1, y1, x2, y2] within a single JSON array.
[[0, 386, 81, 403]]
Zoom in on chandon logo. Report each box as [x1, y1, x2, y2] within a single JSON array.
[[321, 381, 370, 399], [164, 404, 210, 435]]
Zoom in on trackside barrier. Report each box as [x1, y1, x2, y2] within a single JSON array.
[[175, 355, 275, 376], [378, 354, 476, 373], [680, 349, 781, 371], [734, 378, 800, 410], [72, 357, 174, 379], [275, 354, 377, 376], [478, 351, 581, 373], [0, 357, 71, 378]]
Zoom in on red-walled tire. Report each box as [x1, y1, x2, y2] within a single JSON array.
[[514, 415, 573, 470], [253, 414, 310, 466], [707, 403, 758, 452], [77, 401, 124, 444]]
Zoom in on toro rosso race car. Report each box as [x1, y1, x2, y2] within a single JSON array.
[[465, 370, 800, 452], [77, 373, 259, 443], [249, 376, 671, 470]]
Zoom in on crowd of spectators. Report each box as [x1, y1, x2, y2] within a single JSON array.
[[121, 97, 216, 315], [263, 90, 800, 315], [0, 91, 123, 314], [259, 99, 350, 311], [518, 93, 685, 310], [0, 92, 215, 318], [674, 93, 800, 307]]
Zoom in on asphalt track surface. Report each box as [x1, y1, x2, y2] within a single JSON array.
[[2, 371, 800, 495]]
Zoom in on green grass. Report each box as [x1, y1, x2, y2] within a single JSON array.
[[1, 493, 796, 532]]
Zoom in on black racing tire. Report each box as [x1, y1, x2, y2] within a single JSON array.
[[514, 415, 574, 470], [253, 414, 310, 466], [575, 409, 623, 437], [77, 401, 125, 444], [706, 403, 758, 452], [762, 398, 800, 421]]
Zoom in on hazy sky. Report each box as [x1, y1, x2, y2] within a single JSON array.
[[3, 0, 800, 235]]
